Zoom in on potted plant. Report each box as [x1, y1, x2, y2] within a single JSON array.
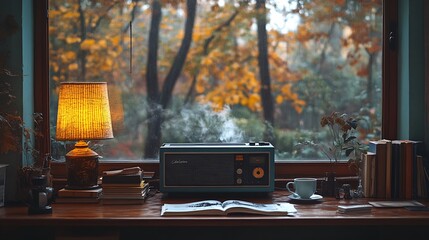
[[297, 112, 367, 196], [1, 69, 49, 203]]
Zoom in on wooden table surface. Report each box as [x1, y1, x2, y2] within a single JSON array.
[[1, 190, 429, 227]]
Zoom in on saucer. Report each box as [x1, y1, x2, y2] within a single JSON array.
[[288, 194, 323, 203]]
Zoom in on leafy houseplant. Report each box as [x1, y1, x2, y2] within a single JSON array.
[[1, 69, 48, 202], [319, 112, 366, 169], [299, 112, 366, 168], [298, 112, 367, 196]]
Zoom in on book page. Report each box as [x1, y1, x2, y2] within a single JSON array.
[[161, 200, 224, 216], [222, 200, 295, 215]]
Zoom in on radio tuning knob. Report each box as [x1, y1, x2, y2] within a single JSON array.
[[252, 167, 264, 179], [236, 178, 243, 184], [236, 168, 243, 175]]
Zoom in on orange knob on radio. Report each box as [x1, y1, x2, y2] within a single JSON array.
[[252, 167, 264, 179]]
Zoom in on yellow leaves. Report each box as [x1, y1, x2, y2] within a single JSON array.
[[49, 26, 57, 34], [247, 94, 261, 111], [49, 10, 61, 18], [276, 95, 283, 104], [111, 36, 121, 46], [101, 58, 113, 71], [280, 84, 291, 95], [292, 99, 306, 114], [231, 63, 240, 70], [60, 51, 76, 63], [51, 62, 59, 73], [98, 39, 107, 48], [276, 83, 306, 114], [80, 39, 108, 51], [63, 12, 80, 19], [196, 82, 205, 94], [66, 36, 81, 44], [80, 39, 96, 50], [68, 63, 78, 71], [193, 26, 213, 42], [201, 57, 213, 67]]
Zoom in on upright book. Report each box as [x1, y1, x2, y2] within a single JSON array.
[[368, 140, 387, 198], [391, 140, 421, 200], [161, 200, 297, 216], [362, 152, 376, 198]]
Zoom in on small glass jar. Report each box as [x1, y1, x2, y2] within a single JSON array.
[[342, 184, 352, 199], [28, 175, 52, 214]]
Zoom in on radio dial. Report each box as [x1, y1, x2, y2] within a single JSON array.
[[236, 178, 243, 184], [252, 167, 264, 179], [236, 168, 243, 175]]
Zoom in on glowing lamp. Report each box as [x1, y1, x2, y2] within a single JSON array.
[[56, 82, 113, 189]]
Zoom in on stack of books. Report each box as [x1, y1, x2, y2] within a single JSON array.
[[55, 188, 102, 203], [337, 204, 372, 214], [100, 167, 149, 204], [362, 139, 428, 200]]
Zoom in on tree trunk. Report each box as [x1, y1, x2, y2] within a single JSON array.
[[144, 0, 197, 158], [256, 0, 275, 143], [161, 0, 197, 109], [143, 0, 162, 158]]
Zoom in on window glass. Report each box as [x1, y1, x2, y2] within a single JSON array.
[[49, 0, 382, 160]]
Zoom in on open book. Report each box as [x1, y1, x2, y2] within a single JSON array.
[[161, 200, 297, 216]]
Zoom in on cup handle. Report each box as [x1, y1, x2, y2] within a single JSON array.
[[286, 182, 296, 195]]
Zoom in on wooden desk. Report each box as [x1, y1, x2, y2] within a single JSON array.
[[1, 190, 429, 240]]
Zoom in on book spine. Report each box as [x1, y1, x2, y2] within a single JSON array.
[[391, 142, 401, 199], [362, 153, 375, 198], [383, 140, 392, 199], [102, 175, 142, 184], [404, 141, 413, 200], [422, 157, 429, 198], [369, 141, 387, 199], [57, 189, 101, 198], [411, 142, 421, 199]]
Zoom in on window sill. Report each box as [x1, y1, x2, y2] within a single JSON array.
[[50, 159, 355, 180]]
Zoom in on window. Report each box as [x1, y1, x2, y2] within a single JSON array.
[[44, 0, 396, 164]]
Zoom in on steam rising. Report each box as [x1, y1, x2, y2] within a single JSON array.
[[162, 105, 244, 143]]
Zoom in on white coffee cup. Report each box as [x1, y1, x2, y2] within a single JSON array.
[[286, 178, 317, 199]]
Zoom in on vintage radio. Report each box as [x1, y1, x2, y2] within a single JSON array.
[[159, 143, 274, 193]]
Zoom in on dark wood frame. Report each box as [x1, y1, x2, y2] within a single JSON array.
[[34, 0, 50, 158], [36, 0, 398, 179], [425, 0, 429, 157], [382, 0, 398, 140]]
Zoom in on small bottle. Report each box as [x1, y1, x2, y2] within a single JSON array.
[[342, 184, 352, 200], [28, 175, 52, 214]]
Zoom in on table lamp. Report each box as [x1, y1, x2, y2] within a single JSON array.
[[56, 82, 113, 189]]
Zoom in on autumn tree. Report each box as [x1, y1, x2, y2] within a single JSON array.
[[276, 0, 382, 130], [144, 0, 197, 158], [48, 0, 382, 160], [255, 0, 275, 142], [186, 1, 304, 121]]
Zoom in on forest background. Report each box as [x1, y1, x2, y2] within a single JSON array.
[[48, 0, 382, 160]]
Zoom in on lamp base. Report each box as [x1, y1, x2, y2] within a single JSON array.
[[65, 141, 100, 190]]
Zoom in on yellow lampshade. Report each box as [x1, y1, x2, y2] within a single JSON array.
[[56, 82, 113, 190], [56, 82, 114, 141]]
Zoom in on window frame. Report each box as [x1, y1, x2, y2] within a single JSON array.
[[35, 0, 398, 179]]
